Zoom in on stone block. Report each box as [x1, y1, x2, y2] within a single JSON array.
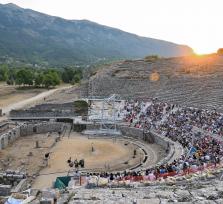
[[40, 198, 54, 204], [137, 198, 160, 204], [0, 184, 11, 196]]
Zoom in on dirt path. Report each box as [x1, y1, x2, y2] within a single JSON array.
[[1, 86, 72, 115]]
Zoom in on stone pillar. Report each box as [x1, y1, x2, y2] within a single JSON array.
[[35, 141, 39, 148], [1, 137, 4, 149]]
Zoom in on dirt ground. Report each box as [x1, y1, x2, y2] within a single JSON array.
[[38, 135, 139, 171], [0, 130, 163, 189], [0, 133, 57, 176], [0, 83, 48, 108], [32, 134, 143, 189], [0, 83, 73, 121], [42, 84, 79, 104]]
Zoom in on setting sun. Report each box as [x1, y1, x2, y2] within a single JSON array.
[[193, 46, 218, 55]]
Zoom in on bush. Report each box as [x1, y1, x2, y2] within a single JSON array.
[[74, 100, 88, 115], [6, 79, 14, 85], [43, 71, 60, 88], [144, 55, 159, 62]]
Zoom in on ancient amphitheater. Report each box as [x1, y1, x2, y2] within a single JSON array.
[[82, 54, 223, 112], [0, 54, 223, 204]]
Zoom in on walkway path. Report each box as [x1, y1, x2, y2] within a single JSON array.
[[2, 86, 72, 115], [0, 86, 72, 123]]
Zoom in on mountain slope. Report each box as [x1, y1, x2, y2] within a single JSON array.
[[0, 3, 193, 66]]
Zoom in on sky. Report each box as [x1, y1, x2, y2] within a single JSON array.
[[0, 0, 222, 54]]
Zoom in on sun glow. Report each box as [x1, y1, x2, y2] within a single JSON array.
[[193, 49, 212, 56], [192, 45, 219, 55]]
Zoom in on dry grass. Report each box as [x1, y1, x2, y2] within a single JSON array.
[[0, 83, 48, 108]]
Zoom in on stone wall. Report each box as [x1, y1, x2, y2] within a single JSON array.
[[0, 125, 21, 150], [118, 126, 171, 149], [10, 109, 76, 119], [20, 122, 64, 136], [85, 124, 184, 166], [118, 126, 184, 166], [0, 123, 9, 133], [29, 103, 75, 111], [0, 184, 11, 196], [0, 122, 65, 150], [9, 103, 76, 119]]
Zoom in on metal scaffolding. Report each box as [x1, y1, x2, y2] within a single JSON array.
[[85, 94, 122, 136]]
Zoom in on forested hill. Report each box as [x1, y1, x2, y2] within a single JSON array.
[[0, 3, 193, 66]]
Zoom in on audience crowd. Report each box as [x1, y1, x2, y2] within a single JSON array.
[[86, 99, 223, 186]]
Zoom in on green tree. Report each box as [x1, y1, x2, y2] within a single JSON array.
[[15, 69, 34, 86], [0, 64, 9, 81], [5, 68, 16, 85], [61, 68, 83, 84], [34, 72, 44, 87], [43, 72, 60, 88], [61, 68, 73, 83], [71, 74, 81, 84]]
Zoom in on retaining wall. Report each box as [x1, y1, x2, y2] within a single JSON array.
[[85, 124, 184, 166], [9, 102, 88, 119], [118, 126, 169, 148], [0, 123, 9, 133], [10, 110, 76, 118], [0, 122, 65, 150], [118, 126, 184, 166], [0, 125, 21, 150], [20, 122, 64, 136]]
